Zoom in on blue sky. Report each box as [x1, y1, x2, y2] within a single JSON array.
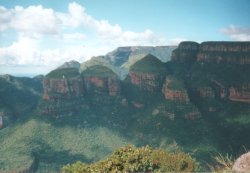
[[0, 0, 250, 76]]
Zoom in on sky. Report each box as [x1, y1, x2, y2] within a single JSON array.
[[0, 0, 250, 76]]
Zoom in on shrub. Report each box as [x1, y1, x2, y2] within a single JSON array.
[[61, 145, 199, 173]]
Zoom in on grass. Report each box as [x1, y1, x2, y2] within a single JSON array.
[[81, 65, 117, 77], [46, 68, 80, 79], [130, 54, 167, 74], [207, 153, 234, 173]]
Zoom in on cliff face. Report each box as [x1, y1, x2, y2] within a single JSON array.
[[229, 84, 250, 103], [171, 41, 199, 62], [128, 54, 166, 92], [173, 41, 250, 64], [43, 77, 84, 100], [162, 77, 190, 102], [84, 76, 120, 96], [129, 71, 164, 91]]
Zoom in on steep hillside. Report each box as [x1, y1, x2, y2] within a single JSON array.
[[0, 75, 43, 128]]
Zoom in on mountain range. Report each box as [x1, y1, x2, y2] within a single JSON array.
[[0, 42, 250, 172]]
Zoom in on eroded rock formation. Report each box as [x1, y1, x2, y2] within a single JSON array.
[[229, 84, 250, 103], [171, 41, 199, 62], [129, 72, 164, 91], [43, 77, 84, 100], [162, 77, 190, 102]]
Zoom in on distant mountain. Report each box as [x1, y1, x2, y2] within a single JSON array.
[[105, 46, 177, 67], [57, 60, 81, 70], [81, 46, 176, 79], [79, 56, 121, 76]]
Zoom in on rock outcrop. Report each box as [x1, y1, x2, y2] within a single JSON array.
[[233, 152, 250, 173], [82, 65, 120, 96], [43, 77, 84, 100], [172, 41, 250, 64], [229, 84, 250, 103], [129, 54, 166, 91], [43, 65, 121, 101], [129, 72, 164, 91], [198, 42, 250, 64], [83, 76, 120, 96], [162, 77, 190, 102], [171, 41, 199, 62]]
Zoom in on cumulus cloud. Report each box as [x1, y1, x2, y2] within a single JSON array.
[[63, 33, 86, 40], [220, 25, 250, 41], [0, 2, 181, 75]]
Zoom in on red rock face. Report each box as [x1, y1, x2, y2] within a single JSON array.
[[162, 78, 190, 102], [197, 87, 215, 98], [129, 71, 164, 91], [84, 76, 105, 89], [84, 76, 120, 96], [43, 75, 121, 101], [229, 84, 250, 103], [43, 77, 84, 100]]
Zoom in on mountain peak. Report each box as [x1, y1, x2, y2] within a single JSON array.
[[57, 60, 81, 70]]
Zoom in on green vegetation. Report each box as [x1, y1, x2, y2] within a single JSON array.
[[46, 68, 80, 78], [208, 153, 234, 173], [1, 53, 250, 172], [0, 115, 129, 172], [130, 54, 166, 74], [81, 65, 117, 77], [61, 145, 199, 173], [166, 75, 186, 90]]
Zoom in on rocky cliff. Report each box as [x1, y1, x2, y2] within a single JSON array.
[[43, 77, 84, 100], [172, 41, 250, 64], [162, 77, 190, 102], [43, 65, 121, 101], [128, 54, 166, 91], [171, 41, 199, 62], [229, 84, 250, 103], [198, 42, 250, 64], [82, 65, 120, 96]]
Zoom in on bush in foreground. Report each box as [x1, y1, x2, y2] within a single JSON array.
[[61, 145, 199, 173]]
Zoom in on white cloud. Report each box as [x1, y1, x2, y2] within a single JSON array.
[[0, 6, 12, 31], [0, 36, 39, 65], [63, 33, 86, 40], [220, 25, 250, 41], [0, 2, 182, 75]]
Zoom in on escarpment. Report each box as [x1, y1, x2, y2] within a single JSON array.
[[198, 42, 250, 64], [41, 41, 250, 116]]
